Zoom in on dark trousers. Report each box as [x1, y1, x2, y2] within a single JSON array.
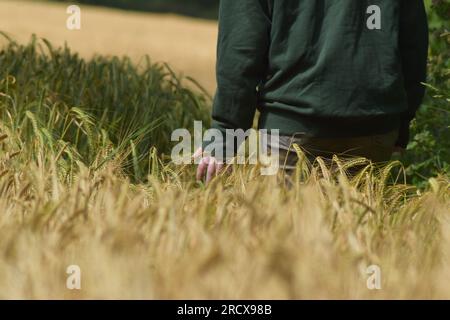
[[264, 130, 400, 172]]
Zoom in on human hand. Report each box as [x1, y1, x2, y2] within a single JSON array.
[[194, 148, 226, 184]]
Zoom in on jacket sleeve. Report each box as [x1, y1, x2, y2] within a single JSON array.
[[396, 0, 429, 148], [203, 0, 272, 159]]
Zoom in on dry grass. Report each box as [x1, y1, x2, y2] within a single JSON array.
[[0, 0, 218, 93], [0, 140, 448, 299]]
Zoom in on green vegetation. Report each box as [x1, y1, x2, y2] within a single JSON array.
[[400, 0, 450, 187], [0, 34, 210, 182]]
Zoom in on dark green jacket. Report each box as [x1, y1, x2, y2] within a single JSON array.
[[206, 0, 428, 155]]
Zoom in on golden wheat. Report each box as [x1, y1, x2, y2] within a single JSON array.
[[0, 132, 448, 299]]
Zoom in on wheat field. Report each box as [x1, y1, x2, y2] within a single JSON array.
[[0, 1, 449, 300], [0, 144, 449, 299], [0, 0, 218, 93]]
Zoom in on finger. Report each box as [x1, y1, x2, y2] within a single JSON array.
[[206, 158, 218, 184], [196, 157, 209, 181], [193, 147, 203, 160]]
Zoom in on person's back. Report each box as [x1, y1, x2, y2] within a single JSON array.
[[197, 0, 428, 181]]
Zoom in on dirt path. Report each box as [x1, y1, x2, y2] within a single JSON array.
[[0, 0, 218, 93]]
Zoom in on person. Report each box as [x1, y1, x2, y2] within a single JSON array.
[[196, 0, 429, 183]]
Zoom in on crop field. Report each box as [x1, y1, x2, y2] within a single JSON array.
[[0, 0, 449, 300], [0, 0, 218, 93], [0, 36, 447, 299]]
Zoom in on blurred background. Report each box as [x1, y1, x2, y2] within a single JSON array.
[[0, 0, 220, 93], [56, 0, 219, 19]]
